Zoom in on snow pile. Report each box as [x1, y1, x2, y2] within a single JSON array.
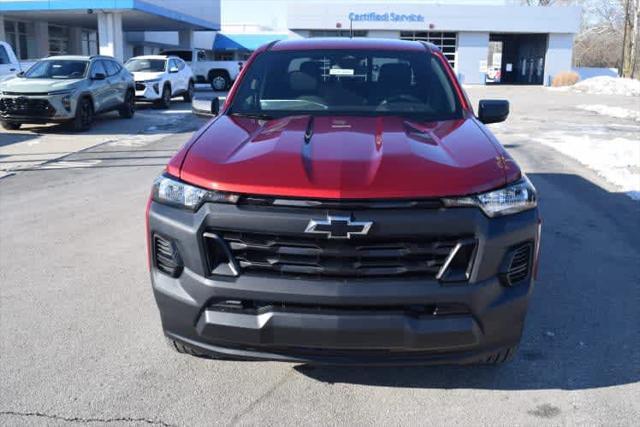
[[570, 76, 640, 97], [577, 104, 640, 122], [534, 131, 640, 200]]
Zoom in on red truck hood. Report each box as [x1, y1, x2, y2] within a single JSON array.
[[179, 115, 516, 199]]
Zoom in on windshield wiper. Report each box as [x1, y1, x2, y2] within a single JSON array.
[[230, 112, 275, 120]]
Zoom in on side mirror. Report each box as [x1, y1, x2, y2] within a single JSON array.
[[169, 67, 179, 74], [478, 100, 509, 124], [210, 97, 220, 115], [191, 96, 225, 118], [92, 73, 106, 81], [16, 71, 25, 77]]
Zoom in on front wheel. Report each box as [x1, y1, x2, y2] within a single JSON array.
[[118, 90, 135, 119], [183, 81, 194, 102], [70, 98, 94, 132], [1, 121, 21, 130], [155, 85, 171, 109]]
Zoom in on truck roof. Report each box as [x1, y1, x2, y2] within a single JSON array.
[[270, 38, 436, 52]]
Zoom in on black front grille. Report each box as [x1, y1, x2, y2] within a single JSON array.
[[0, 97, 55, 117], [206, 230, 472, 279], [153, 235, 182, 277], [135, 83, 145, 91], [208, 299, 471, 317], [506, 243, 532, 285]]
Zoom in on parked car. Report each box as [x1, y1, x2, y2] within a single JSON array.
[[0, 55, 135, 131], [125, 55, 194, 108], [0, 41, 35, 79], [159, 48, 242, 91], [147, 38, 541, 365]]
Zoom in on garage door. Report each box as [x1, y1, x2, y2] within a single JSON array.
[[400, 32, 457, 70]]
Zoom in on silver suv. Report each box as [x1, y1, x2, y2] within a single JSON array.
[[0, 55, 135, 131]]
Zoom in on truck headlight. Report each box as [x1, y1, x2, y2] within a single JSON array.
[[443, 176, 537, 217], [152, 174, 239, 210]]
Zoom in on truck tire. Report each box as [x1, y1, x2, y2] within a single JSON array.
[[69, 97, 94, 132], [118, 89, 135, 119], [1, 121, 21, 130], [210, 71, 230, 91], [166, 338, 231, 360], [481, 345, 519, 365], [155, 84, 171, 109]]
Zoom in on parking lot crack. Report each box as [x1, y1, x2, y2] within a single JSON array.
[[228, 370, 295, 426], [0, 410, 176, 426]]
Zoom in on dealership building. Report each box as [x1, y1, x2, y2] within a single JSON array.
[[287, 3, 582, 85], [0, 0, 221, 62]]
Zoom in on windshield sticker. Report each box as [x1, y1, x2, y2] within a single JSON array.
[[329, 68, 354, 76]]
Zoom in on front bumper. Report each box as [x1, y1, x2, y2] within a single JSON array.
[[148, 200, 540, 365], [0, 94, 75, 122], [135, 81, 161, 101]]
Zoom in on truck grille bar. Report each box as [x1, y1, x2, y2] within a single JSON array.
[[205, 230, 475, 280]]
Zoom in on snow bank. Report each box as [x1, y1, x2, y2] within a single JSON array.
[[570, 76, 640, 97], [577, 104, 640, 122], [534, 131, 640, 200]]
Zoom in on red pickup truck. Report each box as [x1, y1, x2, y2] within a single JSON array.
[[147, 38, 541, 365]]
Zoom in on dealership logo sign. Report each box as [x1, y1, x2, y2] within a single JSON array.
[[348, 12, 425, 23]]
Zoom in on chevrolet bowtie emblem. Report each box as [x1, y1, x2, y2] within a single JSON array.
[[305, 216, 372, 239]]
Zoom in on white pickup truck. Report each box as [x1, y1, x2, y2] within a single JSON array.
[[0, 41, 36, 80], [160, 48, 242, 91]]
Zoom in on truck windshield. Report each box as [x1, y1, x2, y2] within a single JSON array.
[[125, 59, 166, 72], [229, 49, 462, 120], [160, 51, 192, 62], [24, 60, 88, 79]]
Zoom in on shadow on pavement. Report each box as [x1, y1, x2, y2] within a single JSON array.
[[0, 132, 40, 148], [295, 173, 640, 390]]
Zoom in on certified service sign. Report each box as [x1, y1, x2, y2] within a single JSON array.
[[348, 12, 425, 22]]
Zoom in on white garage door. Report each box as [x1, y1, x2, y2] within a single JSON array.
[[400, 32, 457, 70]]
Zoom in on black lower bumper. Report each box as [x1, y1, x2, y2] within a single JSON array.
[[148, 200, 540, 365]]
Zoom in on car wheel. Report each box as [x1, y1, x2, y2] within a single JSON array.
[[183, 81, 194, 102], [118, 90, 135, 119], [1, 121, 21, 130], [70, 97, 94, 132], [155, 85, 171, 109], [210, 72, 230, 91]]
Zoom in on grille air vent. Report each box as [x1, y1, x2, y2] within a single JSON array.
[[506, 243, 532, 285], [154, 235, 182, 277]]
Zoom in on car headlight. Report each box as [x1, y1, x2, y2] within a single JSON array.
[[48, 89, 73, 96], [443, 176, 537, 217], [152, 173, 239, 210], [61, 95, 72, 111]]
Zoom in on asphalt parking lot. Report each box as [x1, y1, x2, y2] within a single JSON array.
[[1, 85, 639, 426]]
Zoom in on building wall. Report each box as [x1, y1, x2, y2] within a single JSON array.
[[544, 33, 574, 85], [456, 32, 490, 85]]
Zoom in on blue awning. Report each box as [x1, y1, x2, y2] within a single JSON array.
[[214, 33, 289, 52]]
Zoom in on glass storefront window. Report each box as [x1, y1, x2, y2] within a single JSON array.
[[4, 19, 32, 60], [48, 25, 70, 56], [81, 31, 98, 56]]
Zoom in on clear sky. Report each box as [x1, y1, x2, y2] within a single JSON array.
[[221, 0, 508, 31]]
